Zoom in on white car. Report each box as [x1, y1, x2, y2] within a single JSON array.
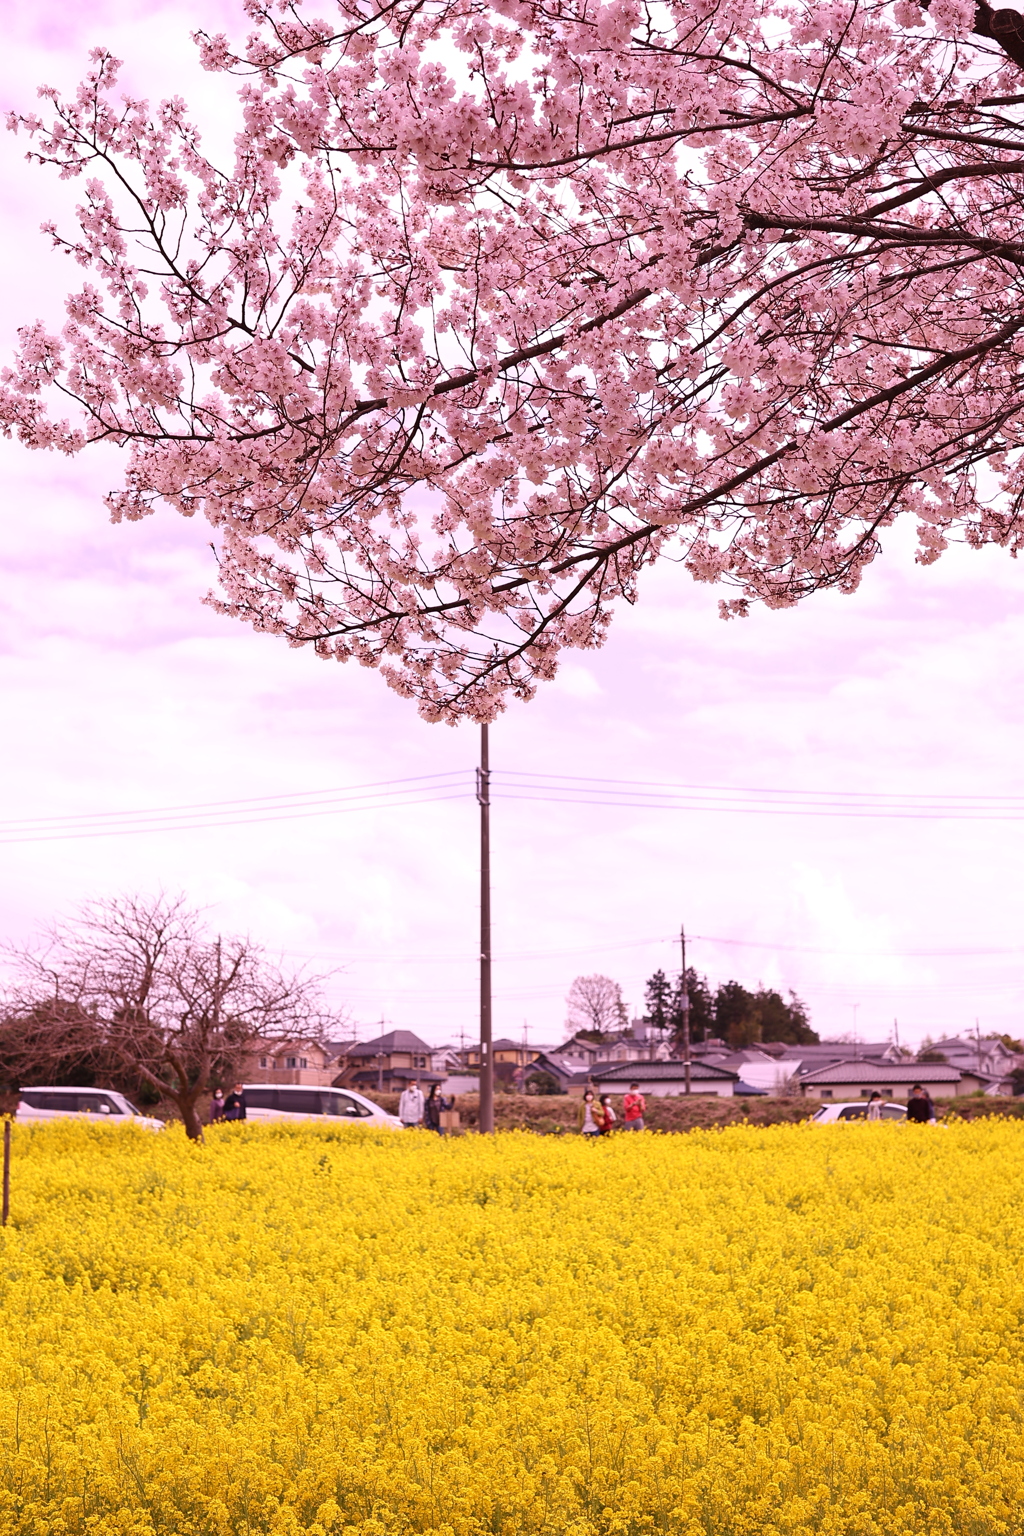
[[239, 1084, 404, 1128], [17, 1085, 164, 1129], [810, 1100, 907, 1123]]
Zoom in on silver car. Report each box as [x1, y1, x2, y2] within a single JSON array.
[[239, 1084, 404, 1128], [17, 1085, 164, 1129]]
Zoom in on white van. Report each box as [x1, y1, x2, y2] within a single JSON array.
[[240, 1084, 404, 1128], [17, 1086, 164, 1129], [810, 1101, 907, 1123]]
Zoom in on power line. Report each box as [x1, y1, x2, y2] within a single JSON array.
[[280, 930, 1024, 966], [0, 786, 469, 847], [0, 769, 466, 831], [494, 778, 1024, 821], [5, 762, 1024, 846], [500, 769, 1024, 806], [691, 933, 1023, 958]]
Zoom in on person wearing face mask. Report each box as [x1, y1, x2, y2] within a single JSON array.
[[578, 1089, 601, 1138]]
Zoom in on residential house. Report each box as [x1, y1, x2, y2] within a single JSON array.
[[455, 1037, 544, 1090], [243, 1041, 340, 1086], [922, 1036, 1020, 1090], [798, 1060, 991, 1101], [333, 1029, 445, 1092], [691, 1038, 910, 1093], [548, 1024, 670, 1069], [522, 1051, 592, 1095], [711, 1049, 801, 1095], [590, 1060, 739, 1098]]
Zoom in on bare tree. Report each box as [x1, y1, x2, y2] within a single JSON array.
[[565, 975, 628, 1039], [0, 895, 338, 1140]]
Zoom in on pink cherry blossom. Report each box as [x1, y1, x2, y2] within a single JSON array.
[[2, 1, 1024, 720]]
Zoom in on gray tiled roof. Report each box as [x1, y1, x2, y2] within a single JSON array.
[[343, 1030, 433, 1056], [592, 1059, 739, 1082], [799, 1059, 962, 1084], [776, 1042, 892, 1060]]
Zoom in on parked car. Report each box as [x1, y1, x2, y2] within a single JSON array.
[[16, 1086, 164, 1129], [240, 1085, 404, 1128], [811, 1100, 907, 1123]]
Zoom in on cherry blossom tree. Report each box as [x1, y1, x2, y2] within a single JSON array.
[[3, 0, 1024, 720]]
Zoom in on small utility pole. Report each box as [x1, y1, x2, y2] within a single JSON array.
[[680, 925, 691, 1095], [477, 724, 494, 1133], [2, 1120, 10, 1228]]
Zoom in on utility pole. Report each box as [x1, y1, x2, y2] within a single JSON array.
[[2, 1119, 9, 1227], [477, 724, 494, 1133], [680, 925, 691, 1095]]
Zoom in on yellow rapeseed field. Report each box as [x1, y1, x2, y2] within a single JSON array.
[[0, 1117, 1022, 1536]]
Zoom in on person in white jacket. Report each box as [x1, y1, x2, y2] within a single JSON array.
[[398, 1081, 424, 1128]]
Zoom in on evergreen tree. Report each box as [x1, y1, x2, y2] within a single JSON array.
[[643, 969, 673, 1036]]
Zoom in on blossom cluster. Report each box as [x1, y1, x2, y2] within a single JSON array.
[[3, 0, 1024, 716], [0, 1117, 1021, 1534]]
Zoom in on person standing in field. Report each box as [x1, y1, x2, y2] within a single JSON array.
[[866, 1092, 883, 1121], [424, 1083, 443, 1133], [906, 1085, 930, 1123], [399, 1079, 424, 1129], [622, 1083, 646, 1131], [596, 1094, 617, 1134], [222, 1083, 247, 1121], [210, 1088, 226, 1123], [578, 1089, 601, 1137]]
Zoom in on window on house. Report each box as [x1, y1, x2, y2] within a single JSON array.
[[415, 1056, 426, 1068], [820, 1090, 833, 1099], [285, 1056, 308, 1070], [259, 1057, 268, 1069]]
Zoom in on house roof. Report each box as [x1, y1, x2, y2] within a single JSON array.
[[551, 1035, 597, 1056], [592, 1059, 739, 1083], [929, 1037, 1013, 1056], [777, 1042, 892, 1060], [525, 1052, 574, 1075], [800, 1059, 962, 1084], [343, 1030, 433, 1056], [350, 1066, 444, 1084], [491, 1037, 527, 1051]]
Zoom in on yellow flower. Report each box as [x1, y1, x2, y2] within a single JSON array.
[[0, 1119, 1021, 1535]]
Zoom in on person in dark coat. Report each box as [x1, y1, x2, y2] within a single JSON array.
[[424, 1083, 443, 1133], [210, 1088, 226, 1123], [222, 1083, 247, 1121], [906, 1084, 930, 1123]]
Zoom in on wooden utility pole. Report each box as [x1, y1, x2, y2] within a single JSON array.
[[680, 926, 691, 1095], [477, 725, 494, 1133], [1, 1120, 10, 1228]]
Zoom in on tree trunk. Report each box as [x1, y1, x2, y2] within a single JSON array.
[[176, 1093, 205, 1142]]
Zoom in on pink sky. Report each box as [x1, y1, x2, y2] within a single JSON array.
[[0, 0, 1022, 1051]]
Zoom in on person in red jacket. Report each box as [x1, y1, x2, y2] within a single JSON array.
[[622, 1083, 646, 1131], [596, 1094, 617, 1134]]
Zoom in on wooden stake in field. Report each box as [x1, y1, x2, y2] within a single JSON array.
[[1, 1119, 10, 1227]]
